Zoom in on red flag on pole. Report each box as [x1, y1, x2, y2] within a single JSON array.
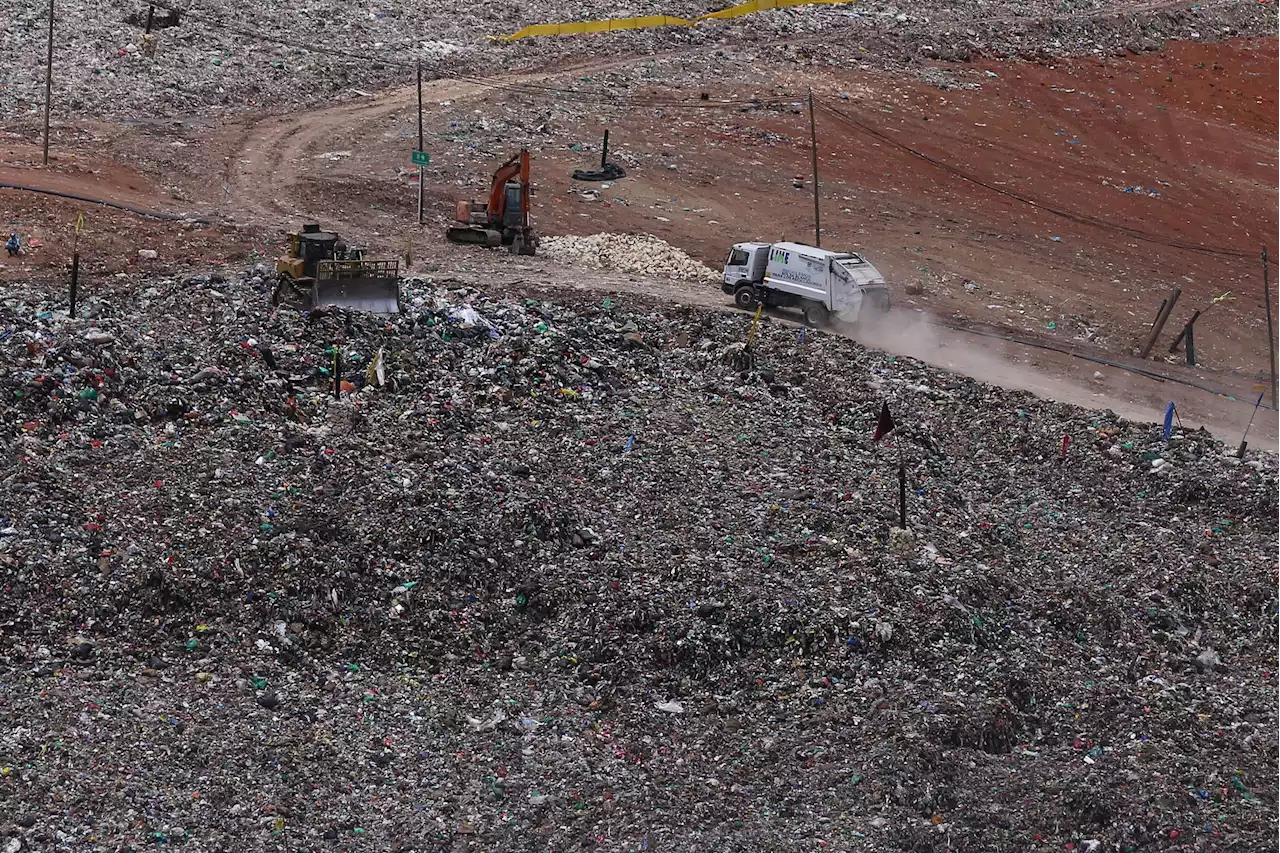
[[873, 402, 896, 442]]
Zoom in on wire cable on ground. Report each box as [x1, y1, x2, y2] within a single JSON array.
[[813, 97, 1262, 263], [0, 182, 209, 223]]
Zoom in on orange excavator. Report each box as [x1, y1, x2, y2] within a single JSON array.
[[445, 148, 539, 255]]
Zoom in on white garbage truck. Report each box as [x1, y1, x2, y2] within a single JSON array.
[[719, 241, 890, 326]]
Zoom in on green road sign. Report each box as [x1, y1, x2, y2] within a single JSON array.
[[412, 151, 429, 165]]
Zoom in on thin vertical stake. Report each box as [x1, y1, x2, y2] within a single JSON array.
[[1184, 321, 1195, 366], [807, 88, 820, 249], [332, 349, 341, 399], [1168, 309, 1201, 353], [601, 129, 610, 169], [416, 59, 424, 227], [145, 4, 154, 33], [42, 0, 54, 166], [69, 252, 79, 318], [897, 446, 907, 530], [1140, 287, 1180, 359], [1262, 248, 1278, 408], [1237, 392, 1264, 458]]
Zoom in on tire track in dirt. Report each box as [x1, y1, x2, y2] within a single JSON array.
[[223, 57, 670, 237]]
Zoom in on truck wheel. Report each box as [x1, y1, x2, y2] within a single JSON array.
[[803, 302, 830, 328], [734, 287, 757, 310]]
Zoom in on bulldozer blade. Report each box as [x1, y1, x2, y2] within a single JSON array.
[[446, 226, 502, 247], [312, 278, 401, 315]]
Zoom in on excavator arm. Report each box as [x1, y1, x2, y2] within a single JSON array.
[[486, 149, 531, 223]]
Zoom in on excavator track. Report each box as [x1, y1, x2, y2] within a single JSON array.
[[446, 226, 502, 247]]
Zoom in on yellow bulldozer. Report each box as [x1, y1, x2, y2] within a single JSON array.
[[272, 224, 401, 314]]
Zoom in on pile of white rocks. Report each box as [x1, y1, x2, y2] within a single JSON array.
[[541, 232, 718, 283]]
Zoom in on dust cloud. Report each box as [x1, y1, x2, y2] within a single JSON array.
[[822, 307, 1278, 444], [830, 309, 1167, 425]]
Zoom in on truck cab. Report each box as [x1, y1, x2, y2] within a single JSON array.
[[721, 242, 770, 306]]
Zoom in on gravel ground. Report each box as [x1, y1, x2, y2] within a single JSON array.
[[0, 270, 1275, 851], [541, 233, 719, 282], [0, 0, 1273, 122]]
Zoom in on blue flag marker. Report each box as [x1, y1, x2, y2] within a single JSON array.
[[797, 326, 806, 345], [1162, 402, 1175, 440], [624, 434, 635, 455]]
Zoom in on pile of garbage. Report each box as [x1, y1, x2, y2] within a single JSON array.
[[0, 269, 1275, 851], [541, 232, 719, 282], [0, 0, 1271, 121]]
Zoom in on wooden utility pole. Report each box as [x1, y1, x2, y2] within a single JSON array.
[[807, 88, 820, 249], [416, 59, 424, 226], [41, 0, 54, 166]]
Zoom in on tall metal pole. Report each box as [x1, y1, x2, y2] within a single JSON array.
[[41, 0, 54, 166], [416, 59, 424, 153], [416, 59, 424, 226], [807, 88, 820, 249], [1263, 248, 1278, 408]]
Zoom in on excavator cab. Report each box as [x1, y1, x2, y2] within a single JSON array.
[[446, 149, 538, 255], [501, 183, 524, 229]]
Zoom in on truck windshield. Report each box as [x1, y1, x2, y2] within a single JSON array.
[[728, 248, 750, 266]]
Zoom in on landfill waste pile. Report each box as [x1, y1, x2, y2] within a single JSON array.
[[541, 232, 720, 282], [0, 270, 1275, 851], [0, 0, 1272, 121]]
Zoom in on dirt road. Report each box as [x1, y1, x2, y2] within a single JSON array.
[[217, 56, 688, 234]]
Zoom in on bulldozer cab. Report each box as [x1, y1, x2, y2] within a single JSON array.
[[296, 231, 340, 280], [278, 224, 340, 281]]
